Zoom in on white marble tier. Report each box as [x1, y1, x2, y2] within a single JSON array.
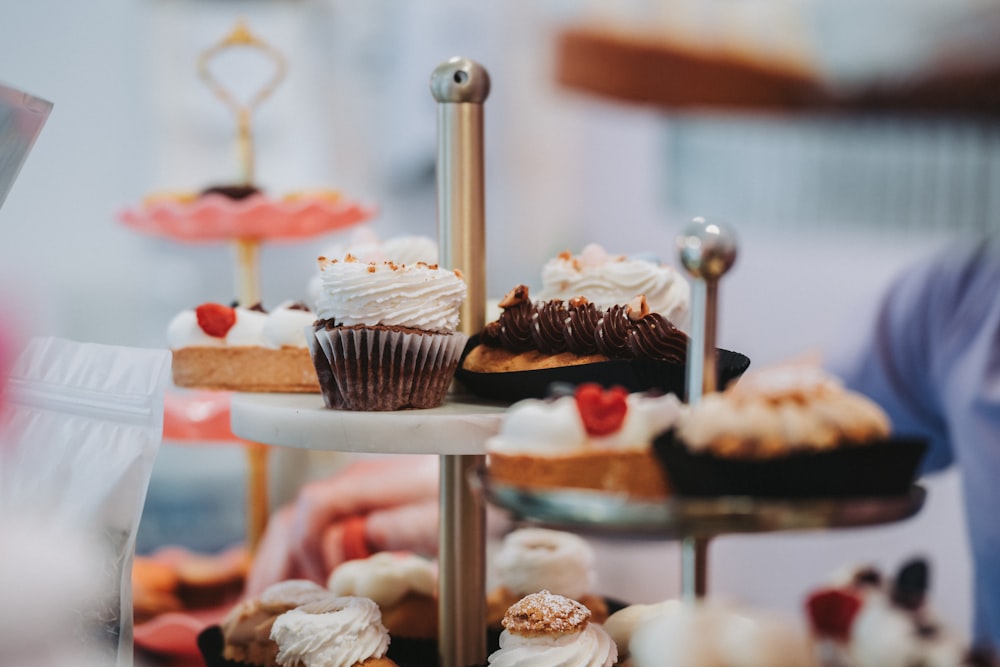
[[230, 391, 508, 454]]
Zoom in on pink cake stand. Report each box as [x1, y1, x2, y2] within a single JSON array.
[[117, 192, 376, 243]]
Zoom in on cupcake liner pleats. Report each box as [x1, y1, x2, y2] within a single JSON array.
[[311, 326, 468, 411]]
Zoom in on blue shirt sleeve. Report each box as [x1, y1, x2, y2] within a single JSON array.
[[828, 237, 1000, 649]]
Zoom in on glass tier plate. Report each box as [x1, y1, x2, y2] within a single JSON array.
[[479, 471, 926, 540]]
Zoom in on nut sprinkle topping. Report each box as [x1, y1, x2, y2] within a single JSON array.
[[502, 591, 591, 637]]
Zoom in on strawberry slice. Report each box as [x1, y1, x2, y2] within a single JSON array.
[[195, 303, 237, 338], [806, 588, 863, 641], [574, 383, 629, 436]]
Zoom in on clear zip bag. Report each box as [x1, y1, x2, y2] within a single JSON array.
[[0, 336, 171, 667]]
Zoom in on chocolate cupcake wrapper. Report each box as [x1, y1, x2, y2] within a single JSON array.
[[653, 429, 928, 498], [310, 326, 468, 411]]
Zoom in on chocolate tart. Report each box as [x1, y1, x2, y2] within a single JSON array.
[[456, 335, 750, 403]]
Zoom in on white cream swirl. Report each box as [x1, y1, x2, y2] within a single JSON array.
[[261, 303, 315, 348], [488, 623, 617, 667], [486, 392, 683, 455], [494, 528, 594, 600], [309, 228, 439, 307], [537, 244, 690, 330], [327, 552, 437, 608], [270, 596, 390, 667], [314, 257, 467, 332]]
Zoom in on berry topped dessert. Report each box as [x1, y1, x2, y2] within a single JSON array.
[[806, 558, 995, 667], [486, 384, 683, 499], [168, 301, 319, 392]]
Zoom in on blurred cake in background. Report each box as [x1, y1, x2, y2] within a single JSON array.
[[536, 243, 690, 331], [655, 364, 926, 498], [487, 527, 608, 628], [806, 557, 994, 667], [628, 599, 813, 667], [327, 552, 438, 640]]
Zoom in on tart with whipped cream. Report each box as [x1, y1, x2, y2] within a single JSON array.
[[309, 254, 468, 411], [654, 365, 928, 497], [327, 552, 438, 640], [168, 301, 319, 392], [487, 528, 608, 629], [486, 384, 683, 499], [487, 591, 617, 667]]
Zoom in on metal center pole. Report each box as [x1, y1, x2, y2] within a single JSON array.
[[677, 218, 738, 600], [431, 57, 490, 667]]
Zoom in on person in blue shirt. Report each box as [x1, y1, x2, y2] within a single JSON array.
[[827, 236, 1000, 653]]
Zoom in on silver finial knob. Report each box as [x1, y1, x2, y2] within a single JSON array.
[[430, 57, 491, 104], [678, 216, 738, 281]]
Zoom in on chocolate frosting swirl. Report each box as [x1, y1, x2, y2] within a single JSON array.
[[595, 305, 633, 358], [532, 301, 569, 354], [627, 313, 688, 363], [480, 286, 689, 363], [498, 301, 536, 352], [563, 301, 601, 355]]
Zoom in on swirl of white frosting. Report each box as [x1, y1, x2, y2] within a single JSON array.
[[261, 303, 315, 348], [166, 306, 267, 348], [270, 596, 390, 667], [309, 228, 439, 307], [486, 392, 684, 455], [494, 528, 594, 600], [314, 257, 466, 332], [536, 244, 690, 330], [327, 552, 437, 608], [488, 623, 617, 667]]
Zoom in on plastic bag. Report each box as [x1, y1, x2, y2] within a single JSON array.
[[0, 337, 171, 667]]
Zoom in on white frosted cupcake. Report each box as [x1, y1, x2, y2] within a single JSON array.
[[310, 255, 468, 410]]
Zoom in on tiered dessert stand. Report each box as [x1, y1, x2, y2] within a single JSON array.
[[232, 56, 502, 667], [230, 55, 927, 667], [119, 20, 376, 551], [480, 216, 925, 599]]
